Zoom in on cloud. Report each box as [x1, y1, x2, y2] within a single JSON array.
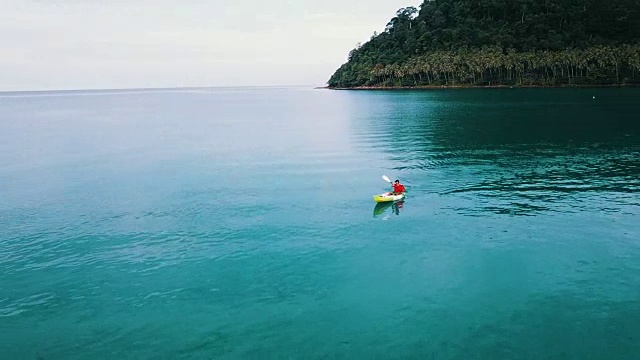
[[0, 0, 420, 90]]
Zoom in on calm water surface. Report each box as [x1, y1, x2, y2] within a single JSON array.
[[1, 87, 639, 359]]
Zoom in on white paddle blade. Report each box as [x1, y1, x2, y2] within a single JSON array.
[[382, 175, 391, 183]]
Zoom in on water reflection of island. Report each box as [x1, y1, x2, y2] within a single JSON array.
[[363, 89, 640, 216], [373, 201, 404, 217]]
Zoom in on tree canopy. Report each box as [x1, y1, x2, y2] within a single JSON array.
[[328, 0, 640, 87]]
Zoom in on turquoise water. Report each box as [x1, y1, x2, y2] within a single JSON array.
[[1, 87, 639, 359]]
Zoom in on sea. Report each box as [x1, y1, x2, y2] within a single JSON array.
[[1, 86, 639, 359]]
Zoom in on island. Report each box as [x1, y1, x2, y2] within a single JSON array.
[[327, 0, 640, 89]]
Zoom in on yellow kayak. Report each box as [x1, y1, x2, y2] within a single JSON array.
[[373, 192, 405, 203]]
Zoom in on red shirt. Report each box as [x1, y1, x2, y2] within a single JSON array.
[[393, 183, 406, 193]]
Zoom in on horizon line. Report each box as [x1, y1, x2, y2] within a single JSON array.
[[0, 84, 329, 94]]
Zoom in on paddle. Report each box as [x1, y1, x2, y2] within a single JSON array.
[[382, 175, 393, 194]]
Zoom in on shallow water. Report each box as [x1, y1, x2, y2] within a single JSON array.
[[1, 87, 639, 359]]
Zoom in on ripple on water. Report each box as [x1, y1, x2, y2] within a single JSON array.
[[0, 293, 56, 318]]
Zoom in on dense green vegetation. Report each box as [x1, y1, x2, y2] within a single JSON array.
[[328, 0, 640, 87]]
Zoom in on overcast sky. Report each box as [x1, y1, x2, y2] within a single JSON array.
[[1, 0, 421, 91]]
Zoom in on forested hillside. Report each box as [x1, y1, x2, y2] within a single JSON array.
[[328, 0, 640, 87]]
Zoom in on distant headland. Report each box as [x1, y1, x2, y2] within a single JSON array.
[[327, 0, 640, 89]]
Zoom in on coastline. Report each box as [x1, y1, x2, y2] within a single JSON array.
[[317, 84, 640, 90]]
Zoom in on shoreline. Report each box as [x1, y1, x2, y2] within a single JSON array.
[[317, 84, 640, 90]]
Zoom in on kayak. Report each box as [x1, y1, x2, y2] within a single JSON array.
[[373, 192, 405, 203]]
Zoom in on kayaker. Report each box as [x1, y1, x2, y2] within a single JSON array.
[[391, 179, 406, 195]]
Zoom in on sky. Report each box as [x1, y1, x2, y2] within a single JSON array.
[[1, 0, 421, 91]]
